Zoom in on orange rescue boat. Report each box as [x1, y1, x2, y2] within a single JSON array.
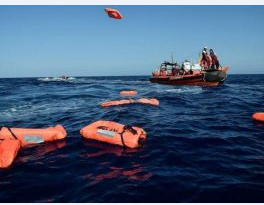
[[150, 61, 229, 86]]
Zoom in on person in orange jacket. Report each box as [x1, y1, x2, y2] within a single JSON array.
[[200, 48, 211, 69]]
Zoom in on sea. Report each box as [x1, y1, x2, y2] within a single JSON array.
[[0, 75, 264, 202]]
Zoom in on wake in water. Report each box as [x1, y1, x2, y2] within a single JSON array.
[[156, 86, 204, 95]]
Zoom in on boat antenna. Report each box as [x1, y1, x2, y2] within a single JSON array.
[[171, 52, 174, 64]]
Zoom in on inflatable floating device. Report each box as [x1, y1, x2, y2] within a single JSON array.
[[104, 7, 123, 20], [0, 125, 67, 146], [101, 99, 133, 108], [0, 139, 21, 168], [80, 121, 147, 149], [0, 125, 67, 168], [252, 113, 264, 122], [101, 98, 159, 107], [136, 98, 159, 106], [120, 90, 137, 96]]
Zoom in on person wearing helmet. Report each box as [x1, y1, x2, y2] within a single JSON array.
[[203, 47, 208, 53], [210, 49, 220, 69]]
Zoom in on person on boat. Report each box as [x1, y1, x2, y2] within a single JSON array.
[[160, 67, 167, 76], [200, 49, 211, 70], [200, 50, 208, 69], [188, 68, 193, 75], [171, 66, 177, 76], [209, 49, 220, 69], [175, 62, 181, 75], [171, 62, 180, 76], [179, 63, 186, 75]]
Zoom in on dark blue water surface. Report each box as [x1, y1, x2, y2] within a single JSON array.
[[1, 75, 264, 202]]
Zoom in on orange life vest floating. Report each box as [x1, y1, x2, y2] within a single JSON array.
[[104, 8, 123, 20], [101, 98, 159, 108], [136, 98, 159, 106], [101, 99, 133, 107], [0, 125, 67, 147], [120, 90, 137, 96], [252, 113, 264, 122], [80, 121, 146, 149], [0, 139, 21, 169]]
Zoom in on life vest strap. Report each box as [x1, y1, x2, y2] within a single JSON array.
[[123, 125, 137, 135], [7, 127, 19, 140], [119, 125, 138, 148]]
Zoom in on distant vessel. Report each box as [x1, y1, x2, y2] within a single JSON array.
[[37, 76, 76, 82], [150, 60, 229, 86]]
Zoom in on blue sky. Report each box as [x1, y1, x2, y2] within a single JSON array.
[[0, 5, 263, 77]]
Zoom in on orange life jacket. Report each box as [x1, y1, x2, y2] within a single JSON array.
[[0, 139, 21, 168], [120, 90, 137, 96], [0, 125, 67, 147], [252, 113, 264, 122], [80, 121, 146, 148], [101, 98, 159, 107]]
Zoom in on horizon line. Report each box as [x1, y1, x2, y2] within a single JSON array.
[[1, 73, 264, 79]]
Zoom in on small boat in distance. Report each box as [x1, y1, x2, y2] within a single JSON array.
[[150, 60, 229, 86], [37, 76, 76, 82]]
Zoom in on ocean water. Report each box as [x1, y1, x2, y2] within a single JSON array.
[[0, 75, 264, 202]]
